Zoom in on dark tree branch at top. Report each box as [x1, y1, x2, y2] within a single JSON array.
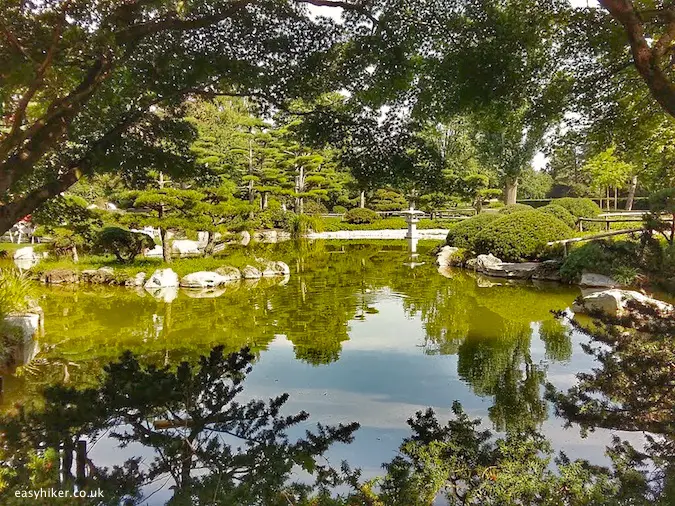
[[599, 0, 675, 118]]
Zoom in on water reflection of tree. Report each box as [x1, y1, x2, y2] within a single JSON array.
[[0, 347, 359, 505], [23, 244, 579, 434]]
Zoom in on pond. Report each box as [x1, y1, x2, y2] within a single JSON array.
[[0, 241, 643, 503]]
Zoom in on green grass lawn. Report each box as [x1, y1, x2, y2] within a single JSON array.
[[318, 217, 458, 231], [0, 242, 48, 253]]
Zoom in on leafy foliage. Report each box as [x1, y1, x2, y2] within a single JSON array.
[[474, 211, 572, 262], [343, 208, 381, 225], [555, 197, 602, 219], [559, 240, 641, 282], [498, 204, 534, 215], [96, 227, 155, 264], [0, 347, 360, 505], [539, 204, 577, 229], [446, 213, 500, 250]]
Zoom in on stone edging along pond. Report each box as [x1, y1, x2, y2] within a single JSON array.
[[435, 245, 675, 319], [32, 260, 291, 290]]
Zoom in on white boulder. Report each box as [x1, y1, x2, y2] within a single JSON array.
[[144, 245, 163, 258], [145, 269, 179, 289], [171, 240, 202, 257], [241, 265, 262, 279], [573, 289, 674, 317], [580, 272, 623, 288], [466, 254, 503, 271], [180, 271, 227, 288], [125, 272, 147, 287], [145, 286, 179, 303], [215, 266, 242, 281], [436, 246, 462, 268], [260, 260, 291, 277], [240, 230, 251, 246], [13, 246, 36, 260]]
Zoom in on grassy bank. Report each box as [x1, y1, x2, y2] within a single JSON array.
[[318, 217, 457, 231]]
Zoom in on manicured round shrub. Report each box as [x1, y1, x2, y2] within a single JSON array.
[[446, 212, 500, 250], [332, 205, 348, 214], [554, 197, 601, 218], [486, 201, 505, 209], [474, 211, 572, 262], [343, 208, 381, 224], [539, 204, 576, 229], [498, 203, 534, 214], [97, 227, 155, 263]]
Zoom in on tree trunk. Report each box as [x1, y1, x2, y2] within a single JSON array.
[[504, 177, 518, 205], [205, 232, 216, 256], [360, 190, 365, 208], [625, 174, 638, 210], [160, 227, 172, 264], [614, 187, 618, 210], [606, 187, 610, 211], [248, 179, 255, 205]]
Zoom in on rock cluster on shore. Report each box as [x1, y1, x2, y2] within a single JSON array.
[[436, 246, 562, 281], [36, 261, 291, 290]]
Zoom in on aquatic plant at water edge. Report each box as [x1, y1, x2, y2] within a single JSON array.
[[0, 270, 33, 316]]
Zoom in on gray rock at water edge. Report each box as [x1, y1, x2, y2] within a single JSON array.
[[481, 262, 540, 280], [81, 267, 115, 284], [436, 246, 463, 268], [180, 271, 228, 288], [144, 269, 179, 289], [215, 266, 242, 281], [125, 272, 147, 287], [241, 265, 262, 279], [572, 289, 674, 317], [579, 272, 623, 288], [41, 269, 79, 284], [260, 260, 291, 277], [466, 254, 503, 271], [3, 311, 42, 341]]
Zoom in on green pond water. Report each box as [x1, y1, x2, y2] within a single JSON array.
[[1, 241, 641, 502]]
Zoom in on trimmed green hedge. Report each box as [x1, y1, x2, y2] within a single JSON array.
[[539, 204, 576, 229], [474, 211, 572, 262], [344, 208, 381, 224], [555, 197, 601, 218], [498, 203, 534, 214], [446, 213, 500, 250]]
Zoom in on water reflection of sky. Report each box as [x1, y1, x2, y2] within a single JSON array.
[[14, 243, 650, 503]]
